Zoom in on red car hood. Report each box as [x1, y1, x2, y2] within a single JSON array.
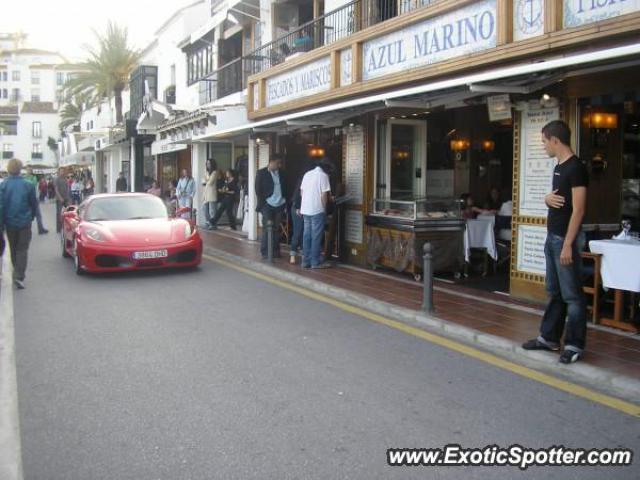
[[85, 218, 190, 247]]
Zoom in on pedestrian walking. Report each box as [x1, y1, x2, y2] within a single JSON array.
[[47, 177, 55, 202], [71, 176, 83, 205], [115, 171, 128, 192], [209, 169, 239, 230], [0, 159, 39, 289], [54, 167, 71, 233], [202, 159, 218, 228], [176, 169, 196, 217], [83, 171, 95, 199], [522, 120, 588, 364], [38, 177, 47, 202], [23, 166, 48, 234], [255, 154, 288, 259], [300, 159, 331, 269]]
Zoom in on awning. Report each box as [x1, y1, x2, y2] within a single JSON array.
[[136, 100, 172, 134], [195, 42, 640, 140], [59, 152, 95, 168]]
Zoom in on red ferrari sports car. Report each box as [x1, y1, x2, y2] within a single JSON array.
[[61, 193, 202, 274]]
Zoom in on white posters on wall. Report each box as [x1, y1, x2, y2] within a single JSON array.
[[345, 210, 364, 244], [513, 0, 545, 41], [345, 126, 364, 204], [516, 224, 547, 275], [362, 0, 497, 81], [265, 56, 331, 107], [564, 0, 640, 28], [518, 103, 559, 217]]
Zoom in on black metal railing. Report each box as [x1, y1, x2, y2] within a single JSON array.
[[31, 152, 43, 159], [199, 57, 250, 105], [244, 0, 440, 76], [2, 151, 13, 159]]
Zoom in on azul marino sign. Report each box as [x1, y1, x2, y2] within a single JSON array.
[[265, 57, 331, 107], [514, 0, 545, 41], [362, 0, 497, 81], [564, 0, 640, 28]]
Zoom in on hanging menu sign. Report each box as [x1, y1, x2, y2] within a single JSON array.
[[518, 103, 559, 217], [258, 143, 270, 169], [345, 126, 364, 204], [516, 225, 547, 275]]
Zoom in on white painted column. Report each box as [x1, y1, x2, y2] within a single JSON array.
[[192, 142, 205, 226], [129, 141, 136, 192], [247, 138, 258, 241]]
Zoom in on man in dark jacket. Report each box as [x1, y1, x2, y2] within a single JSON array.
[[0, 159, 38, 289], [115, 172, 128, 192], [255, 154, 288, 259]]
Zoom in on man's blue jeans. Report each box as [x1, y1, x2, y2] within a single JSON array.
[[289, 211, 303, 256], [302, 213, 325, 267], [539, 232, 587, 352]]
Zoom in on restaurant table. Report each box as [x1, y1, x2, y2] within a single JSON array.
[[589, 239, 640, 332], [464, 219, 497, 276]]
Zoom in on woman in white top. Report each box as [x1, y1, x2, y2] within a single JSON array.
[[202, 159, 218, 228], [70, 176, 83, 205]]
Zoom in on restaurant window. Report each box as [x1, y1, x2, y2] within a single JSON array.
[[376, 119, 427, 200]]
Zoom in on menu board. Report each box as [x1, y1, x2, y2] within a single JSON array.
[[516, 225, 547, 276], [258, 143, 270, 169], [518, 104, 559, 217], [345, 210, 363, 244], [345, 126, 364, 204]]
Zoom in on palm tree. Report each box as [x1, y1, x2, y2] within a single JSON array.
[[65, 21, 141, 124], [58, 92, 90, 132], [47, 136, 60, 166]]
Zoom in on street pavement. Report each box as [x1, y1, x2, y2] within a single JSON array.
[[12, 204, 640, 479]]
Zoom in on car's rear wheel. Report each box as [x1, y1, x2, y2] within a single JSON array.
[[73, 239, 84, 275], [61, 231, 70, 258]]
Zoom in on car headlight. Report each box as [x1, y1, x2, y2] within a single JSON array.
[[85, 228, 105, 242], [184, 224, 195, 239]]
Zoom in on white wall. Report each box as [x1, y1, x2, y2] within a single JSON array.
[[17, 112, 58, 167]]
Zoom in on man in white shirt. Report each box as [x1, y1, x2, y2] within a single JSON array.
[[300, 161, 331, 268]]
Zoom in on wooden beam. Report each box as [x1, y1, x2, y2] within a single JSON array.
[[497, 0, 513, 46], [331, 50, 340, 89], [351, 42, 362, 84], [545, 0, 563, 34], [259, 78, 266, 109]]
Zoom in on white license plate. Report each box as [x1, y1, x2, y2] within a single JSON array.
[[133, 249, 168, 260]]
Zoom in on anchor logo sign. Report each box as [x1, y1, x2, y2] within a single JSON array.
[[516, 0, 544, 36]]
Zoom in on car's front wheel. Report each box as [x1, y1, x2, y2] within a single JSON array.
[[73, 239, 84, 275]]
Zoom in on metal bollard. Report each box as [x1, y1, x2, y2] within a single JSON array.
[[421, 242, 435, 313], [267, 219, 274, 263]]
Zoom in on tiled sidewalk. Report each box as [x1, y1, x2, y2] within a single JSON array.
[[200, 228, 640, 381]]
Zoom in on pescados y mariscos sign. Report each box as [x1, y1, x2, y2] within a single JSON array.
[[265, 56, 331, 107], [564, 0, 640, 28], [362, 0, 497, 81]]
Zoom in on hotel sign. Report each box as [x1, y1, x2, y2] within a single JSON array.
[[362, 0, 497, 81], [564, 0, 640, 28], [265, 56, 331, 107]]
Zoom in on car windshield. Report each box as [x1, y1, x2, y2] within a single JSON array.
[[85, 196, 168, 221]]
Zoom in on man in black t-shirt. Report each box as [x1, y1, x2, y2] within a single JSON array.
[[522, 120, 588, 364]]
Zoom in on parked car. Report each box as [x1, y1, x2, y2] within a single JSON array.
[[61, 193, 202, 274]]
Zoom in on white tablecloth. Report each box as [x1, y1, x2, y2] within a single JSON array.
[[589, 239, 640, 292], [464, 219, 497, 262]]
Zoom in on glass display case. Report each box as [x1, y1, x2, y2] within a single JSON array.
[[366, 197, 465, 280]]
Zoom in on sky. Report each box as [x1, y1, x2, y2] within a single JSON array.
[[1, 0, 196, 61]]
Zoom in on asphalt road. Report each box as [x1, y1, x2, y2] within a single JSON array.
[[13, 204, 640, 479]]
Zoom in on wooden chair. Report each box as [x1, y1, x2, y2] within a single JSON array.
[[581, 252, 602, 324]]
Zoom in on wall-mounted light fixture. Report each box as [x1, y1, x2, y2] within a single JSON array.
[[309, 145, 325, 157], [481, 140, 495, 152], [450, 139, 470, 151], [590, 112, 618, 129]]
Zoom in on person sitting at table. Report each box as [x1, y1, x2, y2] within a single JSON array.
[[460, 193, 491, 220], [484, 186, 502, 212]]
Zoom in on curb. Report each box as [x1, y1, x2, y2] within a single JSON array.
[[203, 245, 640, 404], [0, 244, 24, 480]]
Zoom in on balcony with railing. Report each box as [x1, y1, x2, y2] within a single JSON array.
[[2, 151, 13, 159], [199, 57, 250, 105], [244, 0, 441, 76], [31, 152, 43, 160]]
